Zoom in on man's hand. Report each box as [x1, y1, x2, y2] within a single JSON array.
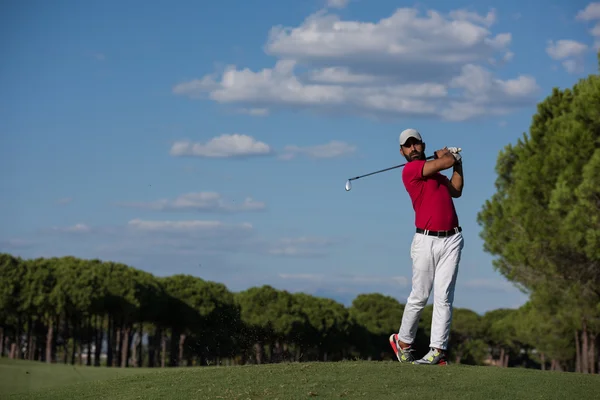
[[434, 147, 452, 159], [424, 147, 456, 176]]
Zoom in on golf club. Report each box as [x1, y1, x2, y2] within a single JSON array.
[[345, 148, 461, 191]]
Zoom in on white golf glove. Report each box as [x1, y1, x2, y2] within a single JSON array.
[[447, 147, 462, 162]]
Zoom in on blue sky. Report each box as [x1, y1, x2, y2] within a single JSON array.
[[2, 0, 599, 314]]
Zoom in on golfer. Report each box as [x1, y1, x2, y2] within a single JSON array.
[[389, 128, 464, 365]]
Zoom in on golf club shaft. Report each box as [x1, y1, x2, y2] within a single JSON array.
[[348, 155, 435, 181]]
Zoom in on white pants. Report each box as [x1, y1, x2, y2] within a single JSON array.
[[398, 231, 464, 350]]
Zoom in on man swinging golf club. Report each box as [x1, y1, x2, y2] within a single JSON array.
[[389, 128, 464, 366]]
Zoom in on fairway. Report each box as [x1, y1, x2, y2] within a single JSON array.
[[2, 359, 599, 400]]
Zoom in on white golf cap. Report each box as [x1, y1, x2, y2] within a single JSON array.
[[399, 128, 423, 145]]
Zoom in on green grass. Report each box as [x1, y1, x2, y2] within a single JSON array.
[[2, 358, 599, 400], [0, 358, 154, 398]]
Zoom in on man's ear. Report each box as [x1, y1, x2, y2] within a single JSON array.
[[422, 142, 426, 152]]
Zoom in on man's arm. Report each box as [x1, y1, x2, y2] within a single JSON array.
[[447, 161, 464, 198], [422, 148, 456, 177]]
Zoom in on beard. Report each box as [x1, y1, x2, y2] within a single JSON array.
[[403, 149, 426, 162]]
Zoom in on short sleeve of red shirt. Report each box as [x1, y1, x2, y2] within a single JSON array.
[[402, 159, 426, 187]]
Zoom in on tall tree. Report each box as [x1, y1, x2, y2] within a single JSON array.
[[477, 54, 600, 372]]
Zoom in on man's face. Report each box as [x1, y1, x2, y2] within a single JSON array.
[[400, 137, 426, 162]]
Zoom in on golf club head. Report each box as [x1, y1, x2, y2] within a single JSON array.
[[345, 180, 352, 191]]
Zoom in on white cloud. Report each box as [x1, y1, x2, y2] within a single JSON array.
[[239, 108, 269, 116], [441, 64, 538, 121], [170, 134, 272, 158], [56, 197, 73, 205], [460, 278, 519, 293], [177, 61, 535, 122], [172, 75, 219, 98], [308, 67, 382, 84], [117, 192, 266, 213], [562, 60, 584, 74], [278, 273, 409, 287], [127, 218, 253, 233], [279, 140, 357, 160], [181, 60, 347, 107], [448, 8, 496, 27], [170, 134, 357, 161], [326, 0, 349, 9], [268, 236, 337, 257], [173, 7, 538, 121], [0, 239, 35, 249], [268, 248, 322, 257], [52, 223, 91, 233], [576, 2, 600, 21], [546, 39, 588, 73], [576, 2, 600, 49], [278, 237, 335, 245], [546, 40, 588, 59], [449, 64, 537, 99], [264, 8, 510, 69], [87, 52, 105, 61], [44, 219, 260, 263], [31, 219, 340, 263], [502, 51, 514, 62]]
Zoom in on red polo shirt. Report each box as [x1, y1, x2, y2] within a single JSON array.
[[402, 159, 459, 231]]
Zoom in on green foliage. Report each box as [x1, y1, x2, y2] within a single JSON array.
[[348, 293, 406, 359], [235, 285, 304, 342], [349, 293, 404, 336], [477, 73, 600, 294], [477, 66, 600, 372], [293, 293, 350, 357]]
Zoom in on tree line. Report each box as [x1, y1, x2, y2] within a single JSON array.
[[0, 252, 597, 373], [476, 54, 600, 374]]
